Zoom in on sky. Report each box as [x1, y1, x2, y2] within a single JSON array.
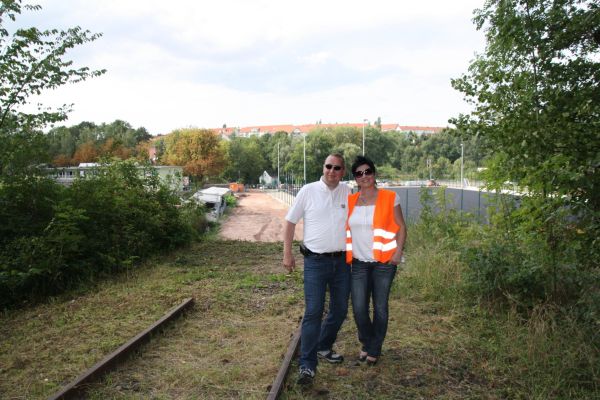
[[16, 0, 487, 135]]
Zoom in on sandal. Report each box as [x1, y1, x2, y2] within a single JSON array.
[[366, 356, 378, 366], [358, 351, 368, 362]]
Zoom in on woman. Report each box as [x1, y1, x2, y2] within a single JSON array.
[[345, 156, 407, 365]]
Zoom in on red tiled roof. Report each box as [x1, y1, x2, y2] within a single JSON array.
[[398, 125, 445, 133], [157, 122, 446, 139]]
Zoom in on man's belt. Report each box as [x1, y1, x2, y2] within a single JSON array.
[[299, 244, 344, 258]]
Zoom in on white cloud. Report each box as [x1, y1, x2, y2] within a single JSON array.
[[20, 0, 486, 134]]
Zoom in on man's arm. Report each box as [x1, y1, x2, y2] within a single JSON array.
[[283, 220, 297, 272]]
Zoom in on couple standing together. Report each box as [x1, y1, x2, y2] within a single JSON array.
[[283, 153, 407, 385]]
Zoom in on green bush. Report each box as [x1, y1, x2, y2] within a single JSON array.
[[397, 188, 476, 306], [461, 194, 599, 322], [401, 187, 599, 398], [224, 193, 237, 207], [178, 201, 209, 237], [462, 228, 548, 309], [0, 160, 203, 307]]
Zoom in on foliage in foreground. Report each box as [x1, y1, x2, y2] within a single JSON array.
[[0, 160, 205, 308], [401, 189, 599, 398], [450, 0, 599, 316]]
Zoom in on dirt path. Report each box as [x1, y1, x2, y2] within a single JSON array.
[[218, 190, 303, 242]]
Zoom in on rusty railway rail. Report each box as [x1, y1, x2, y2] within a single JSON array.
[[47, 297, 194, 400], [45, 298, 301, 400], [267, 320, 302, 400]]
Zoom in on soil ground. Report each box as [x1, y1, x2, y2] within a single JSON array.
[[219, 190, 303, 243]]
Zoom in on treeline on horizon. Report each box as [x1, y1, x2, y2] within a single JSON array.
[[45, 120, 488, 185]]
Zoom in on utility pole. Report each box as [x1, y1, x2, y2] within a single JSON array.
[[303, 133, 306, 183], [460, 142, 464, 188], [427, 158, 432, 180], [362, 119, 368, 155]]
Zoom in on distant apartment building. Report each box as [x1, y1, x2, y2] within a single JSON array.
[[147, 122, 446, 162], [213, 122, 445, 140]]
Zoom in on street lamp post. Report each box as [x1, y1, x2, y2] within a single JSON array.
[[427, 158, 432, 180], [303, 133, 306, 183], [362, 118, 368, 155], [460, 142, 464, 188]]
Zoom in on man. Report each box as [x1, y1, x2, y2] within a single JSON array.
[[283, 154, 352, 385]]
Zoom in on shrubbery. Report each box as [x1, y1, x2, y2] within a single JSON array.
[[223, 193, 237, 207], [0, 160, 206, 307], [462, 196, 599, 326], [413, 187, 599, 324], [400, 187, 599, 397]]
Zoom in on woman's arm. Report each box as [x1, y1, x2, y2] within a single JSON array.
[[389, 204, 407, 265]]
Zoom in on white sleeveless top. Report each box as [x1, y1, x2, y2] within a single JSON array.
[[347, 193, 401, 262]]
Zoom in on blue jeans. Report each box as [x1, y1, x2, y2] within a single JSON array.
[[351, 259, 397, 357], [300, 254, 351, 371]]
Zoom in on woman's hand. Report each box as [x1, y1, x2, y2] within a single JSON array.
[[388, 250, 403, 266]]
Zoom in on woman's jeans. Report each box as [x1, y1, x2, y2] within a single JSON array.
[[351, 259, 397, 357], [300, 254, 350, 371]]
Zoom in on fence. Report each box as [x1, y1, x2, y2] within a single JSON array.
[[266, 183, 518, 223]]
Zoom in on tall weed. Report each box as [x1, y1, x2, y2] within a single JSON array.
[[398, 187, 474, 306], [400, 186, 599, 398]]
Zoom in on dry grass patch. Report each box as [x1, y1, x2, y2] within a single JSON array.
[[280, 281, 501, 400], [2, 238, 531, 399], [0, 240, 303, 400]]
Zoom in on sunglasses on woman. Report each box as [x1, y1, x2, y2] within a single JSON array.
[[353, 168, 374, 178], [324, 164, 343, 171]]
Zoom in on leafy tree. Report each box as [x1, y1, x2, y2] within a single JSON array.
[[98, 137, 132, 160], [162, 128, 227, 182], [451, 0, 600, 314], [46, 126, 77, 162], [52, 153, 71, 166], [333, 142, 361, 171], [223, 136, 267, 183], [376, 164, 401, 180], [47, 120, 152, 164], [374, 116, 382, 130], [433, 156, 452, 179], [134, 140, 151, 162], [152, 138, 166, 162], [329, 126, 361, 149], [300, 131, 336, 181], [71, 140, 98, 164], [451, 0, 599, 203], [364, 127, 394, 165], [0, 0, 105, 135], [269, 132, 293, 175]]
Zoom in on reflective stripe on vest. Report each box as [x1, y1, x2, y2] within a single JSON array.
[[345, 189, 400, 263]]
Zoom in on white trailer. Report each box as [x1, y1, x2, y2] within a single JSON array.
[[191, 187, 232, 221]]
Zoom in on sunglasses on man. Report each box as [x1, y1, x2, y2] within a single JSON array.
[[353, 168, 374, 178], [324, 164, 343, 171]]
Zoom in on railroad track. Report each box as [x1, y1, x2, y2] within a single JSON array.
[[267, 321, 302, 399], [47, 298, 194, 400], [46, 298, 301, 400]]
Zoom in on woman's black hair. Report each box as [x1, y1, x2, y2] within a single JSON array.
[[351, 155, 376, 176]]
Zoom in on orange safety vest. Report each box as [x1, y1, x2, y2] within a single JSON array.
[[345, 189, 400, 264]]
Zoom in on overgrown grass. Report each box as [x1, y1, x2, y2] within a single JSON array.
[[1, 218, 597, 398], [0, 240, 304, 399], [397, 192, 599, 400]]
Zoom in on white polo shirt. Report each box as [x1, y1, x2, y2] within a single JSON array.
[[285, 177, 351, 253]]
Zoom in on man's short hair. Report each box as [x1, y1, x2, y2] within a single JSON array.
[[327, 153, 345, 168]]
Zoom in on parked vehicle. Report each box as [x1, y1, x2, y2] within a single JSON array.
[[191, 187, 233, 221]]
